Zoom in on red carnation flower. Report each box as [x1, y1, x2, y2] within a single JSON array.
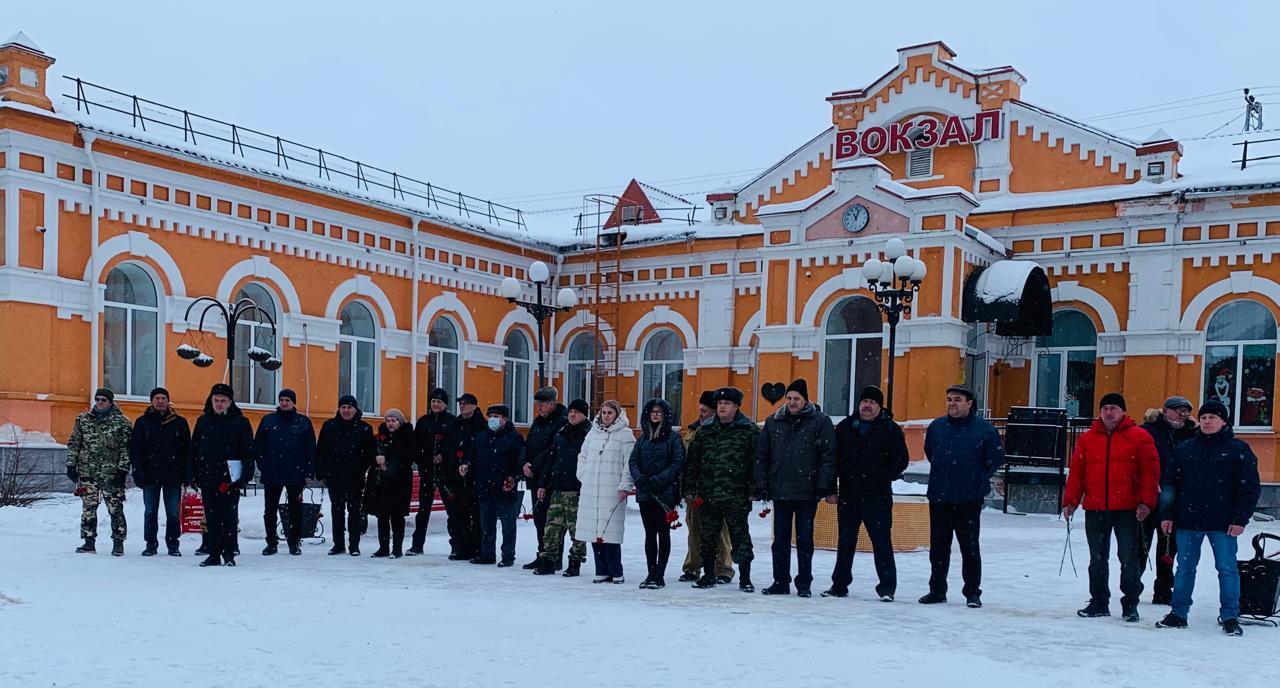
[[455, 450, 464, 459], [595, 537, 604, 544], [73, 486, 87, 497], [521, 513, 534, 521], [1160, 554, 1175, 565], [691, 497, 704, 509], [758, 506, 772, 519], [664, 510, 679, 524], [218, 482, 230, 494]]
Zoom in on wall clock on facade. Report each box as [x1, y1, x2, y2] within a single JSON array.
[[842, 203, 869, 233]]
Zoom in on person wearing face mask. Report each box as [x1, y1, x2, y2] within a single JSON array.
[[1139, 396, 1197, 605], [678, 390, 735, 584], [188, 383, 255, 567], [66, 387, 134, 556], [463, 405, 525, 566], [128, 387, 191, 557], [315, 395, 377, 556], [576, 400, 636, 584], [365, 410, 416, 558], [253, 388, 317, 556]]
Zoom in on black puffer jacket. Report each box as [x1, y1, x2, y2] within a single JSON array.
[[524, 404, 567, 487], [364, 421, 415, 518], [316, 410, 377, 489], [1160, 426, 1261, 532], [189, 397, 255, 490], [629, 399, 684, 506], [254, 408, 317, 486], [753, 402, 837, 501], [129, 407, 191, 486], [468, 421, 524, 501], [833, 411, 909, 499], [540, 418, 590, 493]]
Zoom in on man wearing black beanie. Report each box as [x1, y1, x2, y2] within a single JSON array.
[[129, 386, 191, 556], [410, 387, 455, 555], [316, 395, 377, 556], [255, 388, 317, 556], [679, 390, 736, 584]]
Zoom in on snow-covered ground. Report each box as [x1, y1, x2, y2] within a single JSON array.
[[2, 492, 1275, 688]]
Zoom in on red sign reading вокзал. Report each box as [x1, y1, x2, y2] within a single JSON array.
[[835, 110, 1003, 161]]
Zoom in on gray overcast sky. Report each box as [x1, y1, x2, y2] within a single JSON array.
[[8, 0, 1278, 231]]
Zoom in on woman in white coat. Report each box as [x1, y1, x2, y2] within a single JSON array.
[[575, 400, 636, 583]]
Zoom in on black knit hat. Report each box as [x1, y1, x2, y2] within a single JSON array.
[[338, 394, 359, 410], [1197, 399, 1230, 422], [568, 398, 590, 416], [859, 385, 885, 407], [210, 383, 234, 399], [786, 378, 809, 401], [713, 387, 744, 406], [458, 392, 478, 405], [278, 388, 297, 403], [487, 404, 510, 418], [698, 390, 716, 409], [149, 387, 170, 400], [94, 387, 114, 403], [1099, 392, 1126, 411], [429, 387, 449, 403]]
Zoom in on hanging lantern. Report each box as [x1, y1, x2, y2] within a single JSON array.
[[192, 353, 215, 368], [246, 345, 272, 363], [176, 343, 202, 360], [260, 357, 283, 371]]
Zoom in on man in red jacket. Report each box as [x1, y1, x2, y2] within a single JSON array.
[[1062, 392, 1159, 623]]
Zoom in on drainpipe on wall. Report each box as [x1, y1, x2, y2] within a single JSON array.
[[410, 216, 422, 421], [80, 129, 101, 403]]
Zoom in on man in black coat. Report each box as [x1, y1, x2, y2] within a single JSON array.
[[753, 379, 837, 598], [316, 394, 377, 556], [189, 383, 255, 567], [409, 387, 454, 555], [825, 385, 909, 600], [521, 386, 568, 569], [462, 404, 525, 566], [1156, 400, 1261, 636], [1139, 395, 1197, 605], [534, 398, 592, 576], [254, 388, 317, 556], [443, 392, 486, 560], [129, 387, 191, 557]]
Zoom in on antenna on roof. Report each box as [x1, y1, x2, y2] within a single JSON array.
[[1244, 88, 1264, 132]]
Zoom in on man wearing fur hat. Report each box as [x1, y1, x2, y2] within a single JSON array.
[[685, 386, 759, 592], [129, 387, 191, 557], [316, 394, 377, 556], [409, 387, 454, 555], [254, 388, 316, 556], [1139, 395, 1197, 604], [679, 390, 736, 584], [521, 386, 568, 569], [66, 387, 134, 556], [754, 379, 837, 598], [189, 383, 255, 567]]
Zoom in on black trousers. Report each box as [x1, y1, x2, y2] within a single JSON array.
[[1085, 509, 1144, 608], [411, 474, 434, 550], [1140, 515, 1177, 599], [832, 494, 896, 596], [329, 482, 364, 548], [444, 486, 480, 558], [530, 484, 549, 558], [377, 515, 406, 553], [928, 500, 983, 598], [638, 501, 672, 580], [771, 499, 818, 588], [204, 489, 240, 558], [264, 484, 304, 544]]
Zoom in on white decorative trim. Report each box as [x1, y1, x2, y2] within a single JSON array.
[[84, 230, 188, 297], [1179, 271, 1280, 330], [623, 305, 698, 350], [553, 310, 617, 351], [324, 275, 398, 330], [798, 267, 867, 328], [215, 255, 300, 313], [493, 307, 541, 346], [737, 310, 762, 348], [418, 291, 479, 341], [1050, 281, 1121, 333]]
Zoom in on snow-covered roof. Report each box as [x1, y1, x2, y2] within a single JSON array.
[[1, 31, 44, 54], [973, 260, 1038, 304]]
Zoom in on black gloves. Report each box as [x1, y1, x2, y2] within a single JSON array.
[[66, 466, 79, 482], [111, 469, 128, 489]]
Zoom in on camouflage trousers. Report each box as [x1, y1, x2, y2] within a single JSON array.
[[682, 504, 735, 578], [540, 490, 587, 565], [80, 482, 126, 541], [698, 501, 753, 569]]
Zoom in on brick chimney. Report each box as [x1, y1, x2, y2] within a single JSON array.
[[0, 32, 55, 111]]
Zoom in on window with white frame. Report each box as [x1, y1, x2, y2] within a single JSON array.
[[964, 322, 990, 417], [427, 317, 461, 403], [1203, 300, 1276, 428], [338, 301, 378, 412], [1032, 309, 1096, 419], [641, 329, 684, 423], [103, 263, 159, 397], [503, 330, 533, 425], [822, 296, 883, 417], [231, 283, 279, 406], [565, 332, 599, 408]]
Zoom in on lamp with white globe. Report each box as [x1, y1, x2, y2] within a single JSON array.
[[501, 260, 577, 389], [861, 239, 929, 413]]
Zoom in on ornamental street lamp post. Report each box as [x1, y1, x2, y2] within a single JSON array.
[[860, 237, 928, 413], [500, 260, 578, 390], [176, 296, 282, 379]]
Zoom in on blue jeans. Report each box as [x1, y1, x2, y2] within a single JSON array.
[[142, 484, 182, 550], [1172, 529, 1240, 621], [478, 494, 520, 563]]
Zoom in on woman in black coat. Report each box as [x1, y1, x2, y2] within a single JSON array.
[[629, 398, 684, 589], [364, 409, 416, 558]]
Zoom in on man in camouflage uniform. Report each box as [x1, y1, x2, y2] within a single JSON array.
[[684, 386, 759, 592], [534, 398, 591, 576], [66, 388, 134, 556], [679, 390, 736, 583]]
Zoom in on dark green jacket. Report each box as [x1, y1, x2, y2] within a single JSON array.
[[683, 411, 759, 508]]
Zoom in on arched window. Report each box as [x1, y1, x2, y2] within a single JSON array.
[[427, 317, 460, 402], [565, 332, 599, 408], [1033, 309, 1097, 418], [822, 296, 882, 417], [1204, 300, 1276, 428], [231, 283, 279, 406], [339, 301, 377, 412], [103, 263, 159, 397], [503, 330, 533, 425], [641, 329, 684, 422]]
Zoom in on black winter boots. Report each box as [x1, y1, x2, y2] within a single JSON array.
[[111, 539, 124, 557], [75, 537, 95, 553], [562, 560, 581, 577]]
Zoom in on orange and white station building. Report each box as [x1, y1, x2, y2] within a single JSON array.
[[2, 34, 1279, 486]]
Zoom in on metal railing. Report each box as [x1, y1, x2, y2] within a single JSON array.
[[62, 77, 527, 231], [1234, 137, 1280, 170]]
